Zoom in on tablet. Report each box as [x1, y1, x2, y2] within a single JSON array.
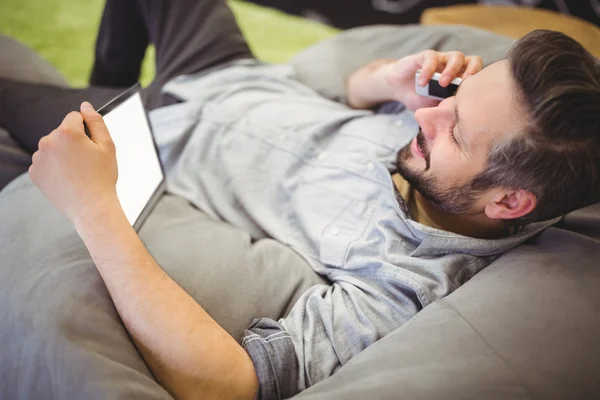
[[92, 84, 165, 231]]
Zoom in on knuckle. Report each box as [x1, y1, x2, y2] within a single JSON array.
[[48, 128, 60, 140], [65, 111, 82, 125], [38, 136, 49, 150], [422, 50, 437, 64], [468, 55, 483, 64], [53, 128, 74, 143]]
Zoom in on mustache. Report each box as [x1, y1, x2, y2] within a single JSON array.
[[417, 129, 431, 171]]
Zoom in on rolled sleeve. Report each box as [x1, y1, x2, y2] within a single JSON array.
[[242, 318, 300, 400], [243, 273, 423, 399]]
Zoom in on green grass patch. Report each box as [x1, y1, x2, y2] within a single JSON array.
[[0, 0, 337, 87]]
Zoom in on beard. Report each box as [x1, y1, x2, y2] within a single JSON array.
[[395, 130, 479, 215]]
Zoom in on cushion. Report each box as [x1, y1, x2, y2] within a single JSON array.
[[0, 34, 67, 86]]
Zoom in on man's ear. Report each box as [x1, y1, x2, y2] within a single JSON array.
[[484, 189, 537, 220]]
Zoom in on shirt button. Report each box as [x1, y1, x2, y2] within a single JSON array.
[[318, 152, 328, 161], [330, 227, 340, 236], [394, 119, 404, 127], [366, 162, 375, 171]]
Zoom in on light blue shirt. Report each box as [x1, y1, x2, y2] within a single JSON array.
[[149, 60, 557, 399]]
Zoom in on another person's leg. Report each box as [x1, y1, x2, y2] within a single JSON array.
[[91, 0, 254, 108], [0, 80, 123, 153], [89, 0, 150, 88]]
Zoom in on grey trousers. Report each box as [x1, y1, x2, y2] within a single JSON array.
[[0, 0, 253, 190]]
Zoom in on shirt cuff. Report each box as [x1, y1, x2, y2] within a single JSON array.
[[242, 318, 300, 400]]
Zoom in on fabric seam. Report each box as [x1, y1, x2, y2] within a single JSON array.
[[439, 298, 534, 400]]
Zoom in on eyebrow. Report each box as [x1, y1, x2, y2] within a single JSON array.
[[453, 84, 468, 153]]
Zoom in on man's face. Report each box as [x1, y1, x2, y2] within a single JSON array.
[[396, 60, 528, 215]]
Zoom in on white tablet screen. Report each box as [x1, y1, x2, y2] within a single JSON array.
[[101, 92, 164, 226]]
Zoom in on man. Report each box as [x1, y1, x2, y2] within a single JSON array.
[[1, 0, 599, 399]]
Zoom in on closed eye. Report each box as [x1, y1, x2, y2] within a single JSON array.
[[449, 123, 459, 146]]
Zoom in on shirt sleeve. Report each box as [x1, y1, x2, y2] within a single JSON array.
[[242, 272, 424, 400], [242, 318, 298, 400]]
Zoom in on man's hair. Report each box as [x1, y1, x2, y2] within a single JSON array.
[[470, 29, 600, 224]]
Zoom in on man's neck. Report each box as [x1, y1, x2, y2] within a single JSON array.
[[392, 173, 511, 239]]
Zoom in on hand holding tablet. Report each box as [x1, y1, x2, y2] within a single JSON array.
[[30, 85, 165, 231]]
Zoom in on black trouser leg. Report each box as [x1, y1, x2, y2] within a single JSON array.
[[90, 0, 255, 109], [89, 0, 150, 88], [0, 80, 122, 153]]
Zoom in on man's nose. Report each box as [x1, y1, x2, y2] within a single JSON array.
[[414, 107, 437, 141], [414, 105, 453, 141]]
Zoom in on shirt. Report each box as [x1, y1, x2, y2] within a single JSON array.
[[148, 60, 558, 400]]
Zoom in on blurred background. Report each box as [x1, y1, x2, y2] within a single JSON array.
[[0, 0, 338, 86], [0, 0, 598, 88], [247, 0, 600, 28]]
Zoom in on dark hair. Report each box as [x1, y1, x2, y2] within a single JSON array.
[[470, 29, 600, 224]]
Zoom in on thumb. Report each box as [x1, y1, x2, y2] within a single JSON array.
[[80, 102, 113, 146]]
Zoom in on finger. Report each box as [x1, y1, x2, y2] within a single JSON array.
[[28, 164, 37, 183], [462, 56, 483, 80], [37, 135, 51, 151], [440, 52, 466, 87], [29, 152, 41, 182], [417, 50, 439, 87], [31, 150, 43, 165], [80, 102, 113, 147], [59, 111, 84, 135]]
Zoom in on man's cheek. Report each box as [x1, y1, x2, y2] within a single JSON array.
[[429, 154, 452, 177]]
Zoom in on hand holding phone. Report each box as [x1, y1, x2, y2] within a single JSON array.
[[384, 50, 482, 111], [415, 70, 462, 100]]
